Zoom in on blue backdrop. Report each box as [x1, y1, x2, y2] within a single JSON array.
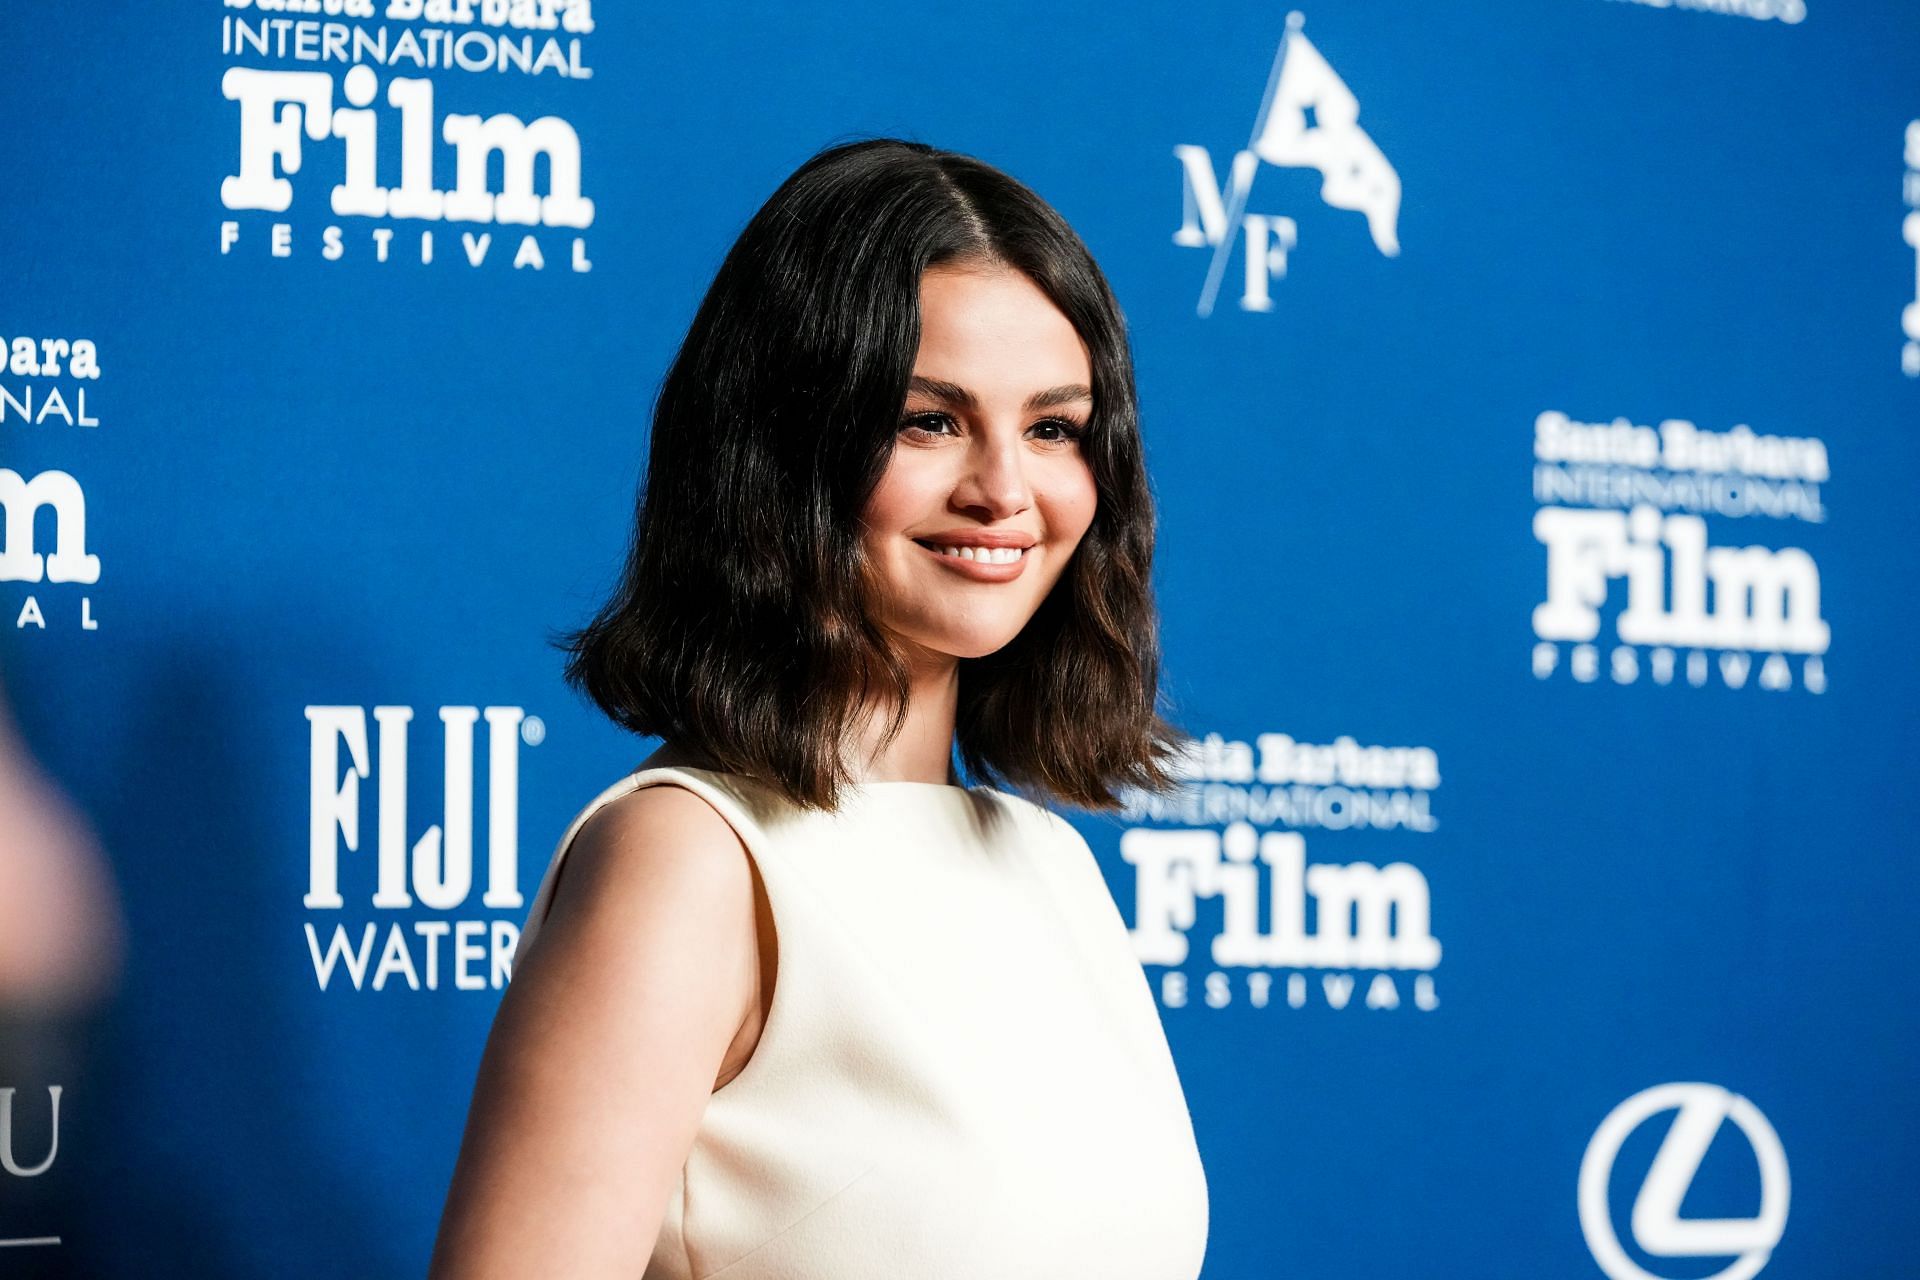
[[4, 1, 1915, 1276]]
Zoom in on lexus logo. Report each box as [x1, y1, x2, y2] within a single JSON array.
[[1578, 1083, 1789, 1280]]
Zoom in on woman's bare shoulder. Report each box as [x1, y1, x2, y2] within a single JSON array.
[[575, 773, 744, 867], [427, 773, 761, 1276]]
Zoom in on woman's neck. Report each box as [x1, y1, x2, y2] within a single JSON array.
[[846, 647, 961, 784]]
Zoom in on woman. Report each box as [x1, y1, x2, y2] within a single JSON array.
[[429, 138, 1209, 1279]]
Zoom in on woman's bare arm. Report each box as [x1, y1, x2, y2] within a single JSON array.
[[428, 785, 763, 1278]]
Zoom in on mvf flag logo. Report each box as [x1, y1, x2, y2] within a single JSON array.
[[1174, 12, 1401, 315]]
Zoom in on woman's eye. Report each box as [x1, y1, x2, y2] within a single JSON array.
[[896, 412, 1087, 444], [1031, 417, 1088, 445], [898, 411, 955, 438]]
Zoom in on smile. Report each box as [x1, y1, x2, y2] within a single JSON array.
[[912, 539, 1031, 580]]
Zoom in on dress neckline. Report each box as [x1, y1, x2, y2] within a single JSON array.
[[846, 777, 970, 791], [636, 760, 979, 795]]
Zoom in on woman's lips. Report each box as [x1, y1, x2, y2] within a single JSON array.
[[912, 538, 1031, 581]]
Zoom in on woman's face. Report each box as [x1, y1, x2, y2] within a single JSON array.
[[858, 262, 1099, 664]]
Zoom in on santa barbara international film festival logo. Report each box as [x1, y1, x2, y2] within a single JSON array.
[[1117, 731, 1441, 1015], [2, 334, 103, 635], [219, 0, 595, 274], [1579, 1083, 1790, 1280], [1530, 410, 1830, 694], [304, 704, 545, 993], [1172, 11, 1400, 316]]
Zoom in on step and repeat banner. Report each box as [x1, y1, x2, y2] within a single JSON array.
[[4, 1, 1915, 1276]]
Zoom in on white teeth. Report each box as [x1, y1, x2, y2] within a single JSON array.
[[924, 543, 1025, 564]]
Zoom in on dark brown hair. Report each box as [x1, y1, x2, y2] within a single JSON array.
[[552, 137, 1192, 812]]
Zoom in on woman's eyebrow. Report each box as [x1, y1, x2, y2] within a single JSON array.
[[907, 375, 1093, 411]]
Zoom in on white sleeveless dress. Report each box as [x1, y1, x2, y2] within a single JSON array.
[[514, 763, 1210, 1280]]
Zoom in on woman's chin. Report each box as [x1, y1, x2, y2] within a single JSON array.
[[899, 625, 1029, 664]]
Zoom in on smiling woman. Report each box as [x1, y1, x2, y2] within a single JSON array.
[[540, 137, 1183, 814], [428, 138, 1209, 1280], [859, 265, 1099, 652]]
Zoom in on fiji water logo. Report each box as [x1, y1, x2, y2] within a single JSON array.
[[304, 705, 542, 992], [1172, 11, 1401, 316]]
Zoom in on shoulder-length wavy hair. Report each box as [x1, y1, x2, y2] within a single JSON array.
[[553, 137, 1192, 813]]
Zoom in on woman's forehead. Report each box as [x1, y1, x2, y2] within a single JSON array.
[[913, 267, 1091, 393]]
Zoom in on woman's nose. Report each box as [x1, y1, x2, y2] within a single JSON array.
[[955, 428, 1033, 518]]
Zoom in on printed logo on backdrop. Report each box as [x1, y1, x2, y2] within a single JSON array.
[[1117, 731, 1441, 1015], [1531, 410, 1830, 694], [1579, 1083, 1790, 1280], [1903, 120, 1920, 377], [1, 335, 103, 634], [1172, 11, 1400, 316], [305, 705, 544, 993], [1601, 0, 1805, 24], [1, 1085, 64, 1253], [219, 0, 595, 274]]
